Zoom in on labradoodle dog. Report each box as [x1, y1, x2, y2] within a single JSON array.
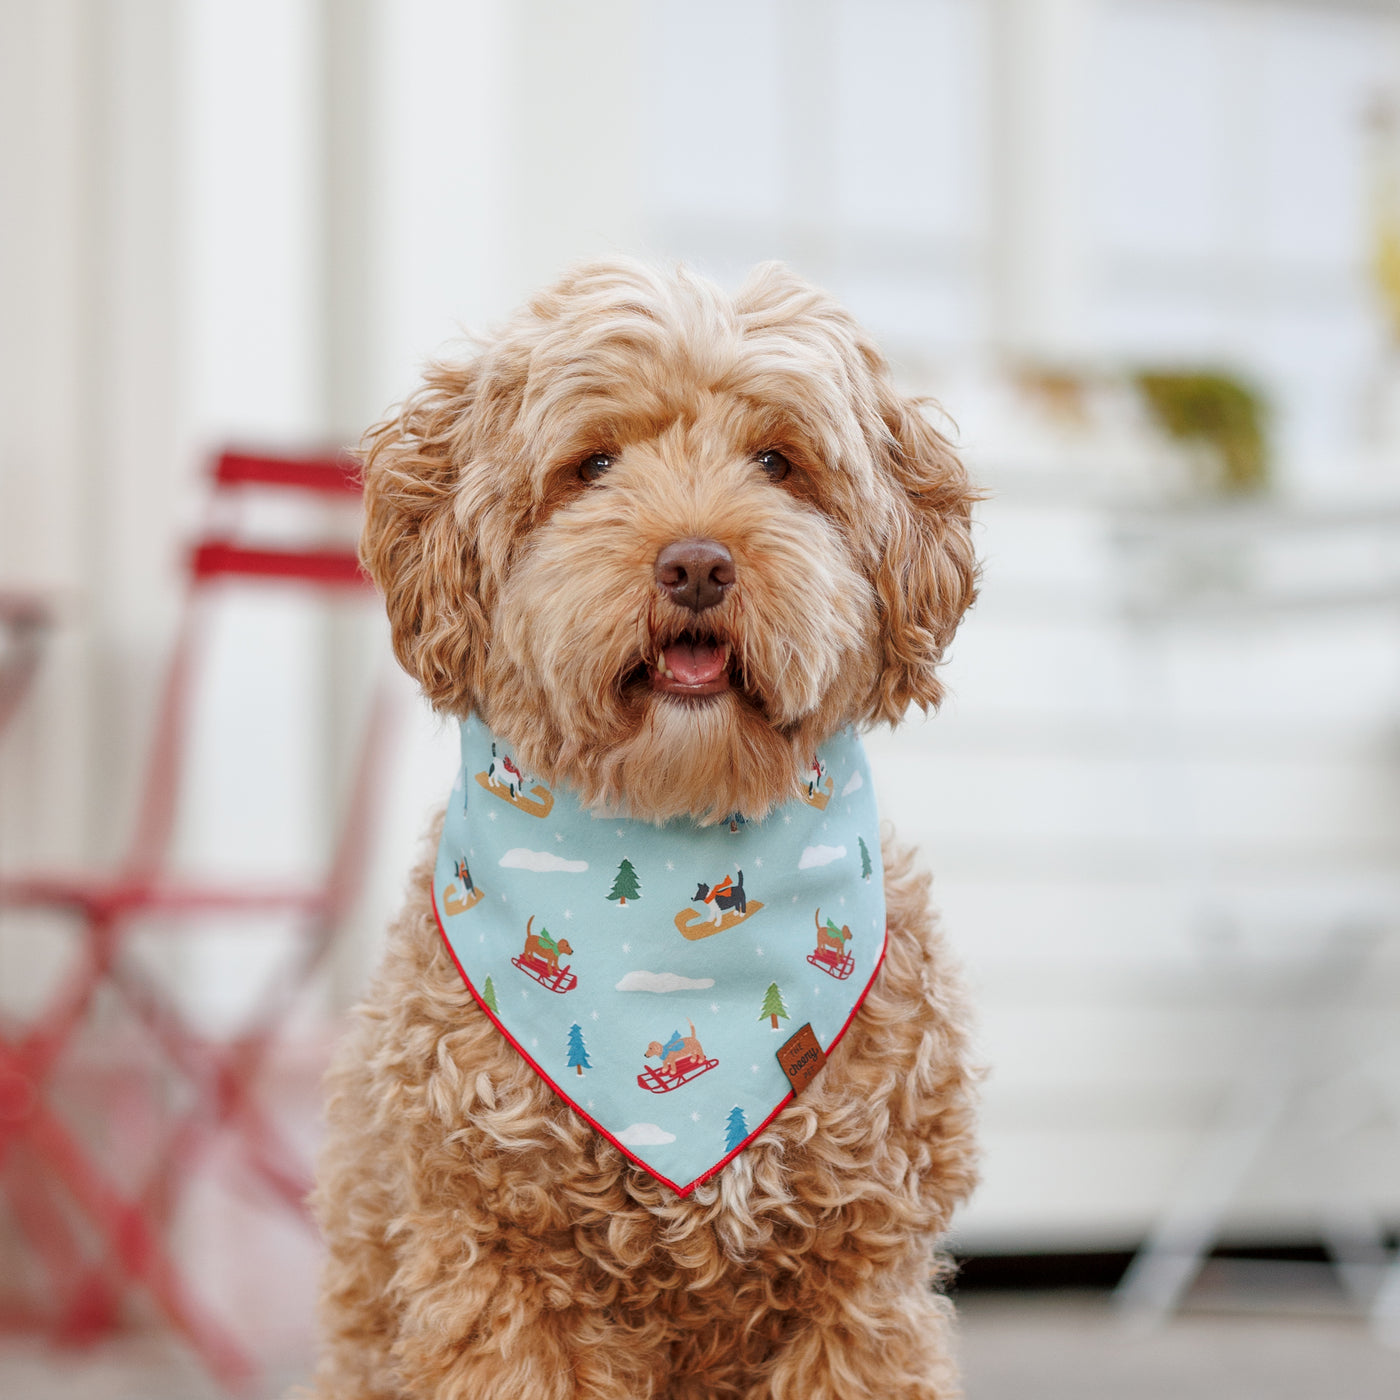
[[312, 260, 980, 1399]]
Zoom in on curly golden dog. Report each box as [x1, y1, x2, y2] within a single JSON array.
[[312, 260, 980, 1399]]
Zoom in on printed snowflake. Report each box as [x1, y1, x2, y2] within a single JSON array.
[[621, 942, 631, 954], [665, 860, 675, 871], [563, 909, 573, 920], [488, 811, 497, 821], [838, 895, 845, 906], [500, 892, 508, 902], [521, 989, 528, 999], [791, 895, 798, 904], [531, 1037, 538, 1048], [813, 986, 821, 996], [616, 827, 625, 837], [782, 814, 792, 825], [554, 832, 564, 843], [710, 1002, 719, 1014], [591, 1010, 599, 1021], [754, 945, 764, 957], [751, 1064, 759, 1073], [587, 1100, 595, 1110], [469, 847, 475, 858], [754, 857, 763, 868], [690, 1111, 700, 1123]]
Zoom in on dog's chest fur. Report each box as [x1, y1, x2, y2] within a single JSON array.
[[315, 817, 976, 1393]]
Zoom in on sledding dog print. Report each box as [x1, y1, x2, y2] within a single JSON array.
[[799, 754, 833, 810], [511, 915, 577, 993], [808, 908, 855, 980], [673, 870, 764, 940], [442, 857, 484, 915], [474, 741, 555, 818], [636, 1019, 719, 1092]]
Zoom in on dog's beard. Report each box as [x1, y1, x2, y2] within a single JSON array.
[[482, 503, 878, 823]]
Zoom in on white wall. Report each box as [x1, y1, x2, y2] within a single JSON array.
[[1, 0, 1398, 1256]]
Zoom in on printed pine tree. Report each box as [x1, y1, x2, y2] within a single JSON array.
[[606, 857, 641, 905], [724, 1105, 749, 1153], [566, 1022, 591, 1076], [482, 976, 498, 1013], [759, 981, 789, 1031], [858, 835, 872, 882]]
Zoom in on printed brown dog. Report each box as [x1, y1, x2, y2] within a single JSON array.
[[644, 1019, 707, 1077]]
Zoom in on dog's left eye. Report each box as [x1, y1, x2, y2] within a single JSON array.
[[756, 449, 791, 482], [579, 452, 615, 482]]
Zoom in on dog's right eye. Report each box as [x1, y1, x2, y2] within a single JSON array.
[[579, 452, 615, 482], [756, 449, 791, 482]]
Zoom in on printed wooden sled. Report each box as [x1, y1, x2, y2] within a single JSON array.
[[799, 776, 833, 810], [635, 1055, 720, 1092], [511, 952, 577, 993], [808, 947, 855, 980], [673, 900, 764, 940], [474, 771, 555, 819], [441, 882, 484, 916]]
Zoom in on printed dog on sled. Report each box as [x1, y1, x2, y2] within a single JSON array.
[[694, 869, 746, 925], [815, 909, 853, 960], [486, 742, 529, 799], [522, 915, 572, 973], [644, 1019, 707, 1077]]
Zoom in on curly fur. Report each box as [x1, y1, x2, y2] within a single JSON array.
[[314, 259, 981, 1398]]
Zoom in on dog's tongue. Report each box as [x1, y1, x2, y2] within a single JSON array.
[[662, 639, 728, 685]]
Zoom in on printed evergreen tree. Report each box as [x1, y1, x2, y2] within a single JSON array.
[[606, 857, 641, 905], [566, 1022, 591, 1076], [759, 981, 789, 1031], [482, 976, 498, 1013], [724, 1105, 749, 1153], [858, 836, 872, 882]]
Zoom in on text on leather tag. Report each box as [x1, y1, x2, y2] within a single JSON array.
[[776, 1022, 827, 1094]]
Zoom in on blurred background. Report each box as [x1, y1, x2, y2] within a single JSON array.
[[2, 0, 1400, 1396]]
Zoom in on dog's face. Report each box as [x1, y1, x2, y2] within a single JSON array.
[[361, 261, 976, 823]]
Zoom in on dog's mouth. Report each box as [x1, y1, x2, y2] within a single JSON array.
[[647, 630, 733, 697]]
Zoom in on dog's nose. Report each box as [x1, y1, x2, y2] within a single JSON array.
[[654, 538, 735, 613]]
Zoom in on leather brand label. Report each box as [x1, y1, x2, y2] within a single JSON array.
[[776, 1022, 826, 1094]]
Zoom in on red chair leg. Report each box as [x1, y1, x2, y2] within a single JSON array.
[[24, 1098, 257, 1392]]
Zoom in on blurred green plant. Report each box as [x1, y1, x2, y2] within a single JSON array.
[[1134, 370, 1268, 494], [1372, 213, 1400, 344], [1366, 96, 1400, 345]]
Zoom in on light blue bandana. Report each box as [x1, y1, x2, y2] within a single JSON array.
[[432, 714, 887, 1196]]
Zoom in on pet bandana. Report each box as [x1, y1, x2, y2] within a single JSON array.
[[432, 713, 887, 1196]]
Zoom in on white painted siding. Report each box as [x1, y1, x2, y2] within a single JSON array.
[[0, 0, 1396, 1266]]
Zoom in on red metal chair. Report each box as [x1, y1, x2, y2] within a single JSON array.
[[0, 450, 391, 1391]]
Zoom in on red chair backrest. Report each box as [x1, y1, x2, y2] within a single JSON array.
[[190, 450, 369, 590]]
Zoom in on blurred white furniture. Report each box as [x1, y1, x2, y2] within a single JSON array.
[[1107, 495, 1400, 1331]]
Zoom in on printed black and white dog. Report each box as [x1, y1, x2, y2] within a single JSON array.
[[486, 742, 528, 800], [694, 869, 747, 925]]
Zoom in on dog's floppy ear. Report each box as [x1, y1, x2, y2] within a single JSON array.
[[359, 360, 487, 715], [868, 392, 979, 723]]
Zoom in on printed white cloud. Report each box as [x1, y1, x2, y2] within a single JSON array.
[[799, 843, 847, 870], [841, 770, 864, 797], [498, 848, 588, 874], [615, 971, 716, 994], [617, 1122, 676, 1146]]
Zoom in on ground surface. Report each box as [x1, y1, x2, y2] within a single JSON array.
[[958, 1293, 1400, 1400], [3, 1291, 1399, 1399]]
